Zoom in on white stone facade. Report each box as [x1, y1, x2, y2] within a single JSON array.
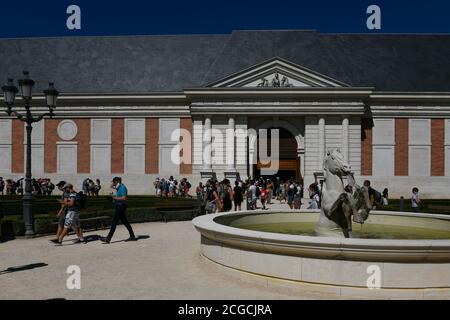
[[1, 58, 450, 198]]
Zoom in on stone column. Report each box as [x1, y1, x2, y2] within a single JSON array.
[[248, 149, 254, 179], [226, 116, 236, 170], [203, 115, 212, 170], [248, 132, 257, 179], [342, 116, 349, 161], [318, 117, 326, 170]]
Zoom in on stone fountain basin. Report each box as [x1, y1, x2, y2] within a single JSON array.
[[192, 210, 450, 290]]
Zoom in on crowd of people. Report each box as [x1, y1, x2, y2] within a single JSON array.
[[195, 177, 322, 214], [153, 176, 192, 198], [194, 175, 424, 215], [81, 178, 102, 196], [0, 177, 104, 197], [0, 174, 423, 215], [0, 177, 56, 196]]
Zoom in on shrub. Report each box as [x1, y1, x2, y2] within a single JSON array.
[[378, 199, 450, 214], [0, 200, 204, 239], [0, 195, 198, 216]]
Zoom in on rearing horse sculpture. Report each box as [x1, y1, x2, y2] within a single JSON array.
[[315, 149, 372, 238]]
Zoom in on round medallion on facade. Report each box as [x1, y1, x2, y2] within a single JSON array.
[[57, 120, 78, 141]]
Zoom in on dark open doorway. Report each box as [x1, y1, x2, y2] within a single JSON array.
[[252, 127, 302, 182]]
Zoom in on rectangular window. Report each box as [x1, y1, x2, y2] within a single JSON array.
[[373, 146, 394, 176], [91, 145, 111, 174], [408, 119, 430, 176], [372, 118, 394, 176], [57, 143, 77, 174], [0, 119, 12, 173], [159, 118, 180, 175], [124, 119, 145, 174], [0, 145, 11, 173], [409, 146, 430, 176], [373, 119, 395, 146], [91, 119, 111, 174]]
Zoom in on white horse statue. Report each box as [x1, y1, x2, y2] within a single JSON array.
[[315, 149, 372, 238]]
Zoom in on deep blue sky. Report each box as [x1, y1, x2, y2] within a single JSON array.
[[1, 0, 449, 38]]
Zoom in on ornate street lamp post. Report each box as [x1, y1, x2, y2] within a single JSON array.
[[2, 71, 59, 236]]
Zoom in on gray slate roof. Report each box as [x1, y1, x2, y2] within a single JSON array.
[[1, 30, 450, 93]]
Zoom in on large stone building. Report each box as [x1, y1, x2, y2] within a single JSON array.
[[1, 30, 450, 197]]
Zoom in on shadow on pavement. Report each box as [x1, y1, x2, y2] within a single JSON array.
[[84, 234, 102, 243], [107, 235, 150, 244], [0, 262, 48, 275]]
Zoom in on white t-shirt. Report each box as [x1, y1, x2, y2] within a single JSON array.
[[411, 193, 419, 208], [310, 194, 320, 209], [249, 185, 257, 199]]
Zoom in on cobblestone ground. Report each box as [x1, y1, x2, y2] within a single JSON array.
[[0, 201, 336, 300]]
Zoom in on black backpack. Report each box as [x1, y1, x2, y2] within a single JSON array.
[[206, 188, 215, 201], [374, 190, 382, 205], [76, 191, 87, 210]]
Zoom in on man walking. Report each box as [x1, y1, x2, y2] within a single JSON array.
[[101, 177, 136, 243]]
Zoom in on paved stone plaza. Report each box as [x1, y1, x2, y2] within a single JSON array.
[[0, 203, 340, 300]]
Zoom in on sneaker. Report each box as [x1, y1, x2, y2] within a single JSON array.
[[73, 238, 85, 244], [54, 240, 63, 246], [124, 237, 138, 242], [100, 237, 110, 244], [50, 239, 59, 244]]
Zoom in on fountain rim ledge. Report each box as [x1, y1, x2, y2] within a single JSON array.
[[192, 209, 450, 263]]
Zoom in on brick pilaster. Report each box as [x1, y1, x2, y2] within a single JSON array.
[[111, 118, 124, 173], [361, 118, 372, 176], [11, 119, 24, 173], [431, 119, 445, 176], [146, 118, 159, 174], [395, 118, 409, 176]]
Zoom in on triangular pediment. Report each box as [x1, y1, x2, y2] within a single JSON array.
[[207, 57, 349, 88]]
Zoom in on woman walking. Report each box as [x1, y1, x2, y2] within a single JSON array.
[[222, 179, 233, 212], [233, 181, 243, 211]]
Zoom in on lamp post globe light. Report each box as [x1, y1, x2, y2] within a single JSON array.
[[2, 71, 59, 236]]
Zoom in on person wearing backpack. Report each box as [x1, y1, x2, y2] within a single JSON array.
[[287, 179, 296, 209], [55, 183, 85, 245], [233, 180, 243, 211], [248, 181, 258, 210], [363, 180, 378, 210], [101, 177, 136, 243], [205, 182, 219, 214]]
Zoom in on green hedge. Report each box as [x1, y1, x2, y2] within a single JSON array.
[[377, 199, 450, 215], [0, 195, 198, 216], [0, 195, 204, 241], [0, 205, 203, 241]]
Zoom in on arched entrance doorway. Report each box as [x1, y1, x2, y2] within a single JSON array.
[[253, 127, 302, 182]]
